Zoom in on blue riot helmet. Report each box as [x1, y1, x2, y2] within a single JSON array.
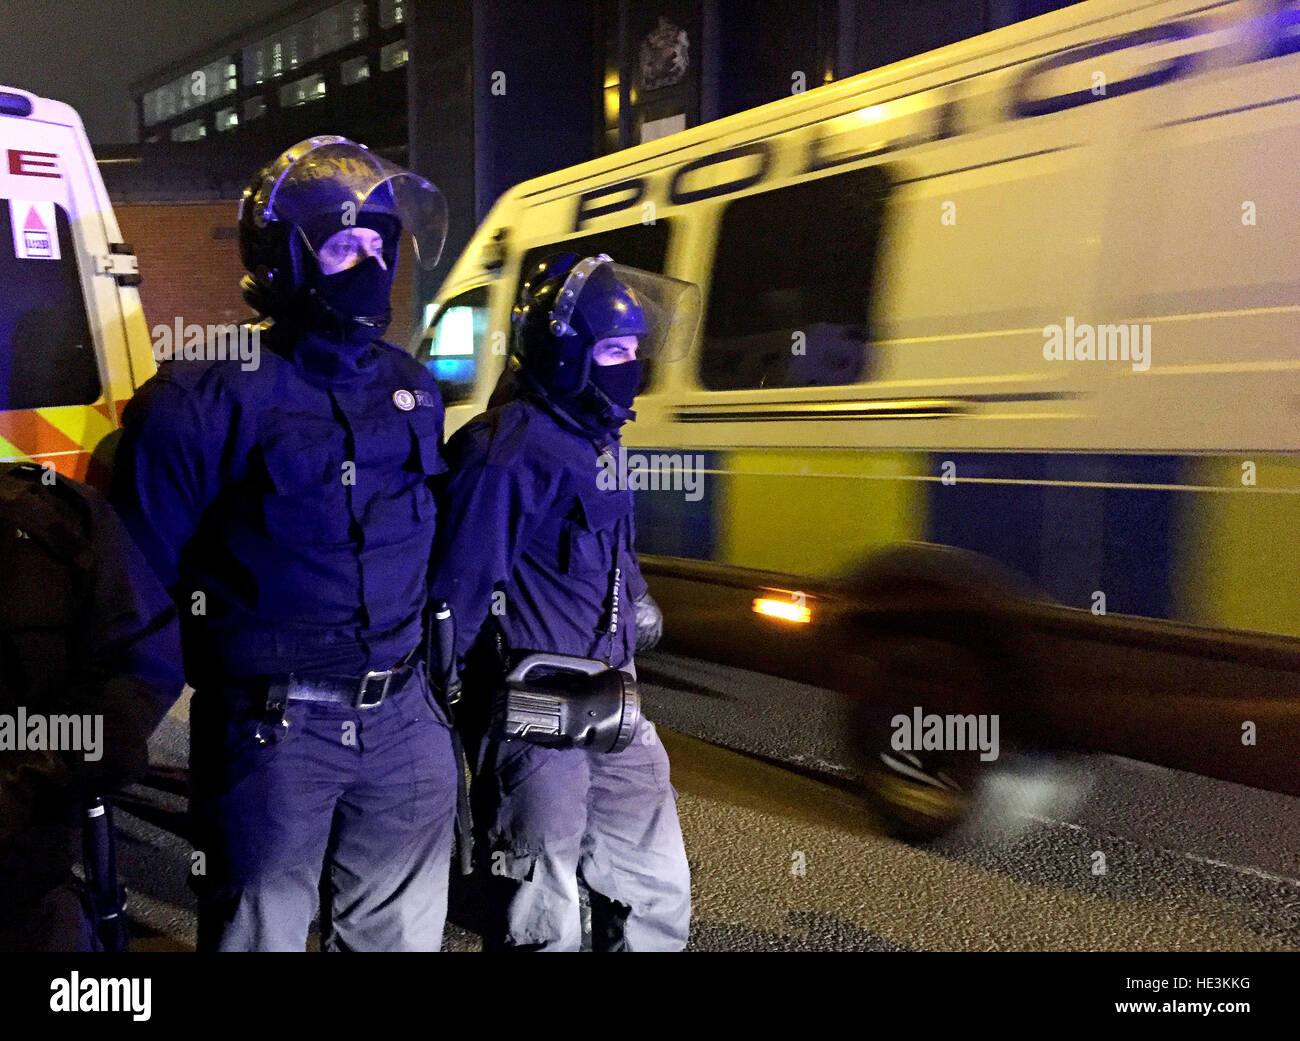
[[510, 253, 699, 427], [238, 136, 448, 338]]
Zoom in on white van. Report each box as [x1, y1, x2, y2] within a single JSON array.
[[415, 0, 1300, 832], [0, 86, 153, 487]]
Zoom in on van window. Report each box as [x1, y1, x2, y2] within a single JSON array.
[[0, 200, 100, 411], [414, 285, 490, 406], [699, 165, 891, 391], [516, 220, 672, 298]]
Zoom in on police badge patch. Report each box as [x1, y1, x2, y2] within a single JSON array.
[[392, 389, 416, 411]]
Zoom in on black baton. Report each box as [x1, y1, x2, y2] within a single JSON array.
[[430, 600, 473, 875], [82, 797, 129, 952]]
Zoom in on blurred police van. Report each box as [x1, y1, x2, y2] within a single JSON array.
[[0, 86, 151, 487], [418, 0, 1300, 831]]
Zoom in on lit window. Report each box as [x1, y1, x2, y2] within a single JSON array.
[[347, 1, 368, 41], [341, 56, 370, 86], [380, 0, 405, 29], [247, 4, 365, 87], [170, 119, 207, 143], [216, 107, 239, 132], [184, 58, 235, 106], [279, 73, 327, 108], [380, 40, 408, 72], [284, 26, 303, 70], [173, 73, 194, 113], [242, 41, 268, 85], [600, 65, 621, 155]]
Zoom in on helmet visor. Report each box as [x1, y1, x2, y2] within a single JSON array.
[[253, 138, 449, 269], [557, 256, 701, 362]]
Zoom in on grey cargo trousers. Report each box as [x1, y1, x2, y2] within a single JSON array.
[[473, 714, 691, 952], [191, 663, 459, 952]]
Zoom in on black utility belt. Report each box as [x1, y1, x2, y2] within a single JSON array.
[[272, 646, 421, 711]]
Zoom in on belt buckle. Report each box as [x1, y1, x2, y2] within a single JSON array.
[[356, 669, 393, 710]]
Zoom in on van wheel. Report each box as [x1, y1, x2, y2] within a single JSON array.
[[853, 633, 996, 843]]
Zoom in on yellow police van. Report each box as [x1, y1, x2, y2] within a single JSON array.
[[0, 86, 152, 487], [416, 0, 1300, 833]]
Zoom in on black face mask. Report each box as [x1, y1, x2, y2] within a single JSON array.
[[312, 256, 395, 342], [589, 359, 641, 409]]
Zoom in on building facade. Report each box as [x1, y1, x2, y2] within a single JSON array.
[[114, 0, 1081, 346]]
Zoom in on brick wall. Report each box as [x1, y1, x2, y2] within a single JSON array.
[[114, 200, 419, 350]]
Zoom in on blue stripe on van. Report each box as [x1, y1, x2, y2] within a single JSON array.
[[924, 453, 1183, 619], [632, 448, 718, 560]]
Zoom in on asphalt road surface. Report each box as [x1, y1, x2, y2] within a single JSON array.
[[112, 652, 1300, 951]]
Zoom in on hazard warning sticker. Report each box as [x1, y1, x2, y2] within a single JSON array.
[[9, 200, 60, 260]]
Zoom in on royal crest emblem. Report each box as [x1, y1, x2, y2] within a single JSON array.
[[639, 17, 689, 92]]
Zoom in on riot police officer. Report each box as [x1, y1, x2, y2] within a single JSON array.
[[110, 137, 458, 952], [0, 463, 184, 952], [432, 253, 696, 951]]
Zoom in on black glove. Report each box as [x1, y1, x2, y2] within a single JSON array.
[[633, 591, 663, 652], [0, 749, 71, 843]]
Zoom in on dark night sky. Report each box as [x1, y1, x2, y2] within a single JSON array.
[[0, 0, 298, 143]]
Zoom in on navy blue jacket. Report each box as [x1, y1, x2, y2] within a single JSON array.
[[431, 395, 647, 672], [110, 331, 446, 682]]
